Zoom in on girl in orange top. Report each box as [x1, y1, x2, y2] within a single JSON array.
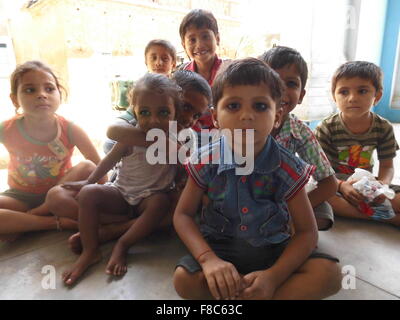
[[0, 61, 104, 241]]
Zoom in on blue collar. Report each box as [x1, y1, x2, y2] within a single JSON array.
[[217, 135, 281, 175]]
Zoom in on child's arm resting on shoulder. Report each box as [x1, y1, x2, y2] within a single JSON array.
[[107, 122, 151, 147], [240, 187, 318, 300], [173, 177, 243, 300]]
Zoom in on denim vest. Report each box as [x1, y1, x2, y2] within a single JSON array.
[[186, 136, 315, 247]]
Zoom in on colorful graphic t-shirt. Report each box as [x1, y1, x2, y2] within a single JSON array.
[[0, 115, 75, 194], [315, 113, 399, 175]]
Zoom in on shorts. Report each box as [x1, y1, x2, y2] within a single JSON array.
[[314, 201, 334, 231], [0, 189, 46, 209], [176, 236, 339, 275]]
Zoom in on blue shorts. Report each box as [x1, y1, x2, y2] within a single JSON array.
[[0, 189, 46, 209], [176, 236, 339, 275]]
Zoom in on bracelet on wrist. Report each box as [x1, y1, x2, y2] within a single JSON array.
[[338, 180, 344, 193], [196, 249, 212, 262]]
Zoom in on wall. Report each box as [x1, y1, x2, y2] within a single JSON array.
[[6, 0, 243, 140], [375, 0, 400, 122]]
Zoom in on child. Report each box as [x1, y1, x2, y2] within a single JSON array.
[[64, 70, 212, 256], [106, 70, 211, 149], [61, 73, 182, 285], [0, 61, 104, 241], [103, 39, 177, 154], [259, 46, 338, 231], [179, 9, 226, 132], [315, 61, 400, 226], [145, 39, 177, 77], [173, 58, 341, 300]]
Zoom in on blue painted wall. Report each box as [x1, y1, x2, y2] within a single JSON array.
[[375, 0, 400, 122]]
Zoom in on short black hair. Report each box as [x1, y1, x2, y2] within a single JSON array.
[[144, 39, 177, 64], [128, 73, 182, 113], [179, 9, 219, 41], [212, 58, 285, 107], [259, 46, 308, 90], [331, 61, 383, 94], [172, 70, 212, 104]]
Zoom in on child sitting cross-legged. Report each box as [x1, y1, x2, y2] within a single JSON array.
[[61, 73, 181, 285], [315, 61, 400, 226], [173, 58, 342, 300], [0, 61, 104, 242]]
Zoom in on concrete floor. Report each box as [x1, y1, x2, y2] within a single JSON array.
[[1, 126, 400, 300], [0, 217, 399, 300]]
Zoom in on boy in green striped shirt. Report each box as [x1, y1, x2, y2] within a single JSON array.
[[315, 61, 400, 226]]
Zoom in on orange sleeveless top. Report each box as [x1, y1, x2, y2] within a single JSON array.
[[0, 115, 75, 194]]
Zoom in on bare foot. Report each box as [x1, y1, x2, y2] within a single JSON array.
[[106, 242, 129, 276], [67, 222, 135, 255], [0, 233, 21, 242], [68, 233, 82, 254], [62, 250, 102, 286]]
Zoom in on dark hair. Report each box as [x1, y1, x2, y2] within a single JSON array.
[[144, 39, 177, 64], [212, 58, 285, 108], [171, 70, 212, 103], [128, 73, 182, 113], [10, 60, 66, 102], [331, 61, 383, 94], [179, 9, 219, 40], [259, 46, 308, 90]]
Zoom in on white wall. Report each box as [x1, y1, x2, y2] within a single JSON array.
[[391, 29, 400, 109], [355, 0, 387, 64]]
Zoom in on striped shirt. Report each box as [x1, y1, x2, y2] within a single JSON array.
[[315, 112, 399, 175]]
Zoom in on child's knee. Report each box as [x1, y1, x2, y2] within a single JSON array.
[[77, 184, 103, 205], [75, 160, 96, 177], [312, 259, 342, 294], [173, 267, 200, 299], [46, 186, 66, 210]]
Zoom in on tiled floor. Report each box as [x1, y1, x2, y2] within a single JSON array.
[[0, 126, 400, 300]]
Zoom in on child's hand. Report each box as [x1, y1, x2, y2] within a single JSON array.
[[340, 180, 365, 207], [373, 180, 389, 205], [238, 270, 278, 300], [200, 253, 243, 300], [61, 180, 90, 192]]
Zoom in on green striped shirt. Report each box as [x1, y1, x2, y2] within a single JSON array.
[[315, 112, 399, 175]]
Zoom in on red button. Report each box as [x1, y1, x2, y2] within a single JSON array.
[[240, 225, 248, 231], [241, 177, 247, 183], [241, 207, 249, 214]]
